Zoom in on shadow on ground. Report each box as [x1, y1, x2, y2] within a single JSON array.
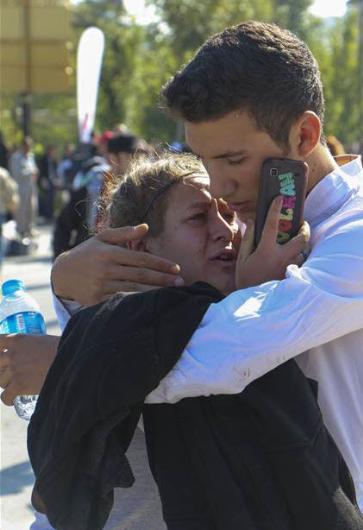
[[0, 461, 35, 495]]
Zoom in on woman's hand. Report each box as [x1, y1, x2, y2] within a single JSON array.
[[235, 196, 310, 290], [0, 334, 59, 405], [51, 224, 184, 306]]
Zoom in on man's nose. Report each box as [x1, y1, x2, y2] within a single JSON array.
[[208, 168, 237, 200]]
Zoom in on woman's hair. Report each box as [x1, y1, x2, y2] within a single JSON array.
[[104, 152, 205, 237]]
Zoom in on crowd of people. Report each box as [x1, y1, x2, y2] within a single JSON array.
[[0, 19, 363, 530], [0, 133, 68, 264], [0, 126, 156, 265]]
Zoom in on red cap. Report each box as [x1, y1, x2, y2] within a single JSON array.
[[96, 130, 114, 144]]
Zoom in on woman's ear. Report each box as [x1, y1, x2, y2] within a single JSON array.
[[127, 239, 148, 251], [289, 111, 321, 159]]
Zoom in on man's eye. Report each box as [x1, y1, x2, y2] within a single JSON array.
[[227, 158, 245, 166], [189, 212, 206, 221]]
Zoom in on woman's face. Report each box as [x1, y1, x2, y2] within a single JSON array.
[[146, 175, 240, 295]]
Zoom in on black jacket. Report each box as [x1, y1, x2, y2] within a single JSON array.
[[144, 365, 361, 530], [28, 283, 363, 530], [28, 284, 215, 529]]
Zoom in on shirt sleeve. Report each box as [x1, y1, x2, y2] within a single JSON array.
[[146, 214, 363, 404], [52, 291, 82, 333]]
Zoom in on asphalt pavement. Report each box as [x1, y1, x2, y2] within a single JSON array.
[[0, 223, 60, 530]]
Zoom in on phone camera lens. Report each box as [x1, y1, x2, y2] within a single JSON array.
[[270, 168, 279, 177]]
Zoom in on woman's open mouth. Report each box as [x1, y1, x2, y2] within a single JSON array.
[[210, 248, 237, 263]]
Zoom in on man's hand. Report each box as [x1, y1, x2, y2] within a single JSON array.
[[235, 196, 310, 289], [0, 334, 59, 405], [51, 224, 184, 306]]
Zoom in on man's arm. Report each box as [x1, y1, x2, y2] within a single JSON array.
[[51, 224, 184, 306], [146, 215, 363, 403]]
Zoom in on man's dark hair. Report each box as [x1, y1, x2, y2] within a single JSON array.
[[162, 21, 325, 147], [107, 133, 139, 154]]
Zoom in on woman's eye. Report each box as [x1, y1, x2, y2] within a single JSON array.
[[223, 213, 235, 223]]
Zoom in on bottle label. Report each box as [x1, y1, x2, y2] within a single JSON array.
[[0, 311, 46, 335]]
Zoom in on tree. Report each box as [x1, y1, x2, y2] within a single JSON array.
[[273, 0, 313, 38], [2, 0, 361, 149], [150, 0, 274, 62], [307, 9, 360, 147]]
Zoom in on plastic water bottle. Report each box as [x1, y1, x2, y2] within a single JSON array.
[[0, 279, 46, 420]]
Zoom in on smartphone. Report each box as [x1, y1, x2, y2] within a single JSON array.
[[254, 158, 308, 246]]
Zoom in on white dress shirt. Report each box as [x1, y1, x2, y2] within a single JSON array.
[[146, 156, 363, 509]]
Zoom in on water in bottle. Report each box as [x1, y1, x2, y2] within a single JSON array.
[[0, 279, 46, 420]]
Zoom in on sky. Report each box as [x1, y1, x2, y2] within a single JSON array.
[[122, 0, 349, 24], [309, 0, 348, 18]]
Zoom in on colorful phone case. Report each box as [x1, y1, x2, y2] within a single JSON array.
[[254, 158, 308, 246]]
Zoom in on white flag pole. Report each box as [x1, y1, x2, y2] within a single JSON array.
[[77, 27, 105, 143]]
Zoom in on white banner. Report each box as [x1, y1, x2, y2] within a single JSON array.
[[77, 27, 105, 143]]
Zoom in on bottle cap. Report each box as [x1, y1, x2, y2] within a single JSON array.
[[2, 279, 25, 296]]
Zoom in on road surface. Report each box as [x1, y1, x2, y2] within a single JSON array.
[[1, 224, 60, 530]]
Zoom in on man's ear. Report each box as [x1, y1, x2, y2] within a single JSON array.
[[127, 239, 148, 251], [289, 111, 321, 159]]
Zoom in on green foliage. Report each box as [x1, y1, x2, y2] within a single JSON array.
[[308, 10, 360, 146], [272, 0, 313, 38], [1, 0, 361, 150], [150, 0, 274, 62]]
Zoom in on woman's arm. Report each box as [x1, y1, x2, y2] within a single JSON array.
[[0, 334, 60, 405]]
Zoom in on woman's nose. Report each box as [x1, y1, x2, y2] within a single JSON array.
[[210, 209, 234, 243]]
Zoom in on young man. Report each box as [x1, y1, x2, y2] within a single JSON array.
[[50, 21, 363, 509], [150, 21, 363, 506]]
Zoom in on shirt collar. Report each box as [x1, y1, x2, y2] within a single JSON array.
[[304, 155, 362, 227]]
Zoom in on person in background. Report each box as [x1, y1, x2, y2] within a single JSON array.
[[57, 144, 76, 190], [0, 131, 9, 170], [52, 145, 109, 259], [106, 133, 142, 175], [9, 136, 38, 239], [0, 167, 18, 270], [95, 130, 114, 158], [51, 131, 145, 258], [94, 132, 150, 227], [37, 145, 59, 221]]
